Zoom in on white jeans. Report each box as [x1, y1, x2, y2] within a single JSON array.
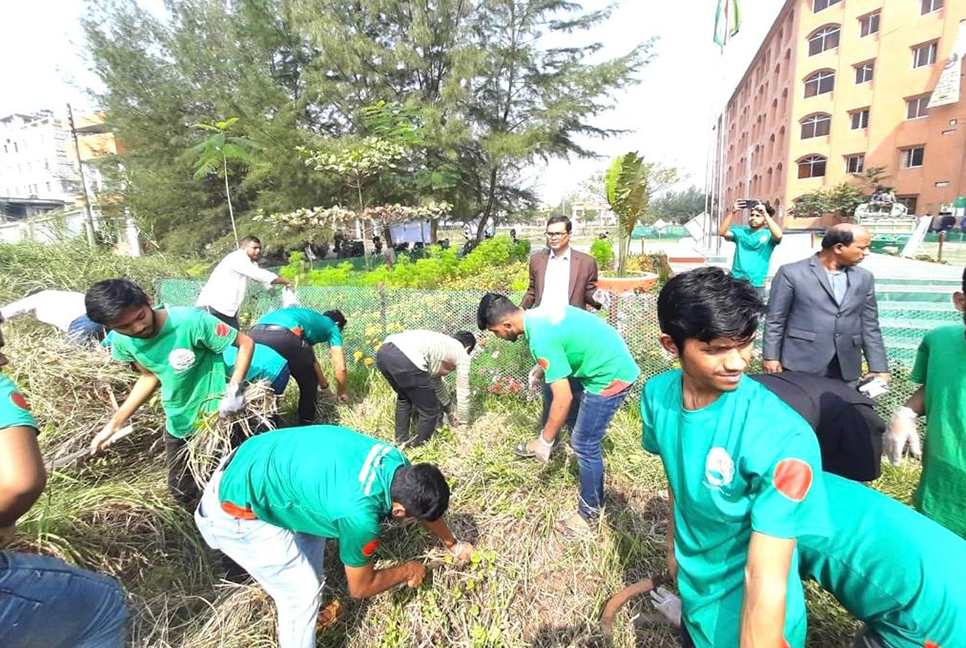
[[194, 466, 327, 648]]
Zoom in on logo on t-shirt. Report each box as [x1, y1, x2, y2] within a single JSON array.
[[704, 447, 735, 490], [362, 538, 379, 558], [168, 348, 197, 373], [773, 458, 813, 502], [759, 233, 769, 244], [215, 322, 231, 337], [537, 357, 549, 371], [10, 392, 30, 411]]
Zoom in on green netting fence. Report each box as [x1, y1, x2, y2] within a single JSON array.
[[156, 278, 951, 421]]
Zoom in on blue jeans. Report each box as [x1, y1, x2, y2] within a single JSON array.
[[0, 551, 128, 648], [570, 386, 632, 521], [540, 377, 584, 430], [66, 314, 108, 345]]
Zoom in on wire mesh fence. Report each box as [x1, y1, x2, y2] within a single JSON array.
[[156, 278, 953, 421]]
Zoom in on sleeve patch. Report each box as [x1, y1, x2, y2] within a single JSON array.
[[537, 358, 549, 370], [924, 642, 940, 648], [362, 538, 379, 558], [10, 392, 30, 411], [773, 458, 813, 502], [215, 322, 231, 337]]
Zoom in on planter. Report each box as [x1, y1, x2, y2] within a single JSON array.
[[597, 272, 659, 293]]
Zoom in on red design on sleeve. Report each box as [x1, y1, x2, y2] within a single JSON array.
[[215, 322, 231, 337], [10, 392, 30, 411], [924, 641, 941, 648], [362, 539, 379, 557], [773, 459, 813, 502], [537, 358, 549, 370]]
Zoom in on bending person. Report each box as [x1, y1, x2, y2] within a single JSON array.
[[0, 289, 106, 344], [249, 307, 348, 425]]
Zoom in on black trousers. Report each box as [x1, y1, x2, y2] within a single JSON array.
[[249, 326, 319, 425], [375, 343, 441, 446], [165, 432, 199, 509], [201, 306, 239, 330]]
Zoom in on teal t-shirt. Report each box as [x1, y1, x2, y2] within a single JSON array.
[[111, 307, 237, 438], [524, 306, 640, 395], [256, 307, 342, 347], [218, 425, 409, 567], [730, 226, 778, 287], [798, 473, 966, 648], [910, 323, 966, 539], [641, 370, 830, 648], [0, 374, 37, 431], [225, 343, 286, 384]]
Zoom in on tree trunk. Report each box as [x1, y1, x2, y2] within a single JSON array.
[[223, 156, 239, 246]]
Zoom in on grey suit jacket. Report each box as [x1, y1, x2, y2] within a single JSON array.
[[763, 254, 888, 381]]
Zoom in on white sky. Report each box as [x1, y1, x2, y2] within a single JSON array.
[[0, 0, 785, 205]]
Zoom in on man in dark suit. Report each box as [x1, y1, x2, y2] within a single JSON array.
[[763, 224, 889, 386], [520, 215, 601, 311]]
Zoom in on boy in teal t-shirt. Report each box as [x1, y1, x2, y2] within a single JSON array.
[[195, 425, 473, 648], [225, 342, 290, 395], [799, 472, 966, 648], [718, 201, 782, 291], [642, 267, 829, 648], [886, 267, 966, 539], [85, 279, 255, 507], [477, 295, 639, 537]]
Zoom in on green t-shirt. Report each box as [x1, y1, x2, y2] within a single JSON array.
[[225, 343, 286, 383], [730, 226, 778, 287], [111, 307, 237, 438], [218, 425, 409, 568], [910, 323, 966, 538], [0, 374, 37, 431], [256, 307, 343, 347], [799, 472, 966, 648], [524, 306, 640, 395], [641, 370, 830, 648]]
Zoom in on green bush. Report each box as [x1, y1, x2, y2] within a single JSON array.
[[590, 238, 615, 270]]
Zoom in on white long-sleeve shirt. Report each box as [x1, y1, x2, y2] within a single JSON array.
[[195, 248, 279, 316], [540, 246, 571, 311], [0, 290, 87, 331], [384, 330, 472, 423]]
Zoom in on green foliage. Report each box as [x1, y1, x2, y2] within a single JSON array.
[[590, 238, 615, 270], [791, 182, 866, 220], [648, 185, 707, 224]]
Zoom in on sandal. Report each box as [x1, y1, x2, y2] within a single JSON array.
[[316, 599, 342, 631], [554, 512, 593, 539]]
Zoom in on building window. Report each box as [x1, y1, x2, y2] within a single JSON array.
[[813, 0, 841, 12], [901, 146, 925, 168], [808, 25, 840, 56], [846, 154, 865, 174], [850, 109, 870, 130], [897, 195, 918, 214], [801, 113, 832, 139], [798, 155, 827, 178], [906, 95, 931, 119], [913, 42, 938, 68], [804, 70, 835, 97], [859, 12, 880, 37], [921, 0, 944, 14], [854, 61, 874, 84]]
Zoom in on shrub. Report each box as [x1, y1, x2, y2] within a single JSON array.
[[590, 239, 615, 270]]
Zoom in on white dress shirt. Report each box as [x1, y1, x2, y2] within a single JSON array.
[[384, 330, 472, 423], [540, 246, 571, 311], [195, 248, 279, 316], [1, 290, 87, 331]]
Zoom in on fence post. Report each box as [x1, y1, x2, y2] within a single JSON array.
[[938, 231, 945, 262], [379, 283, 388, 338]]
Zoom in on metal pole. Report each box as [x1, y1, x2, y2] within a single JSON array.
[[67, 103, 97, 249]]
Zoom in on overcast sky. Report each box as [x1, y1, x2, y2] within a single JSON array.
[[0, 0, 784, 205]]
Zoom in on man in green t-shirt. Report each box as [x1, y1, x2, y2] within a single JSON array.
[[477, 294, 640, 537], [886, 267, 966, 539], [85, 279, 255, 507], [250, 307, 348, 425], [641, 267, 830, 648], [718, 201, 782, 295], [194, 425, 473, 648], [798, 472, 966, 648]]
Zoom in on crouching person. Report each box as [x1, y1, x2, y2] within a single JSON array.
[[194, 425, 473, 648], [0, 322, 128, 648]]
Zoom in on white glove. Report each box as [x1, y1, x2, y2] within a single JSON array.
[[281, 287, 299, 307], [649, 586, 682, 628], [528, 366, 543, 392], [885, 406, 922, 466], [219, 382, 245, 418]]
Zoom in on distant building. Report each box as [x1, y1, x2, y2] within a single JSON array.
[[716, 0, 966, 228]]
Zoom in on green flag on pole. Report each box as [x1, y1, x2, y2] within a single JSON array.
[[714, 0, 741, 47]]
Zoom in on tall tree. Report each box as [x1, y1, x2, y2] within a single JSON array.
[[649, 186, 707, 224]]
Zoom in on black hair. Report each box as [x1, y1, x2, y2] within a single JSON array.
[[657, 267, 763, 352], [240, 236, 261, 246], [546, 214, 572, 233], [821, 227, 855, 250], [85, 279, 150, 325], [452, 330, 477, 353], [389, 463, 450, 521], [477, 292, 518, 330], [323, 309, 347, 331]]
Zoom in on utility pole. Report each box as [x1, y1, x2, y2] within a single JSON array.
[[67, 103, 97, 249]]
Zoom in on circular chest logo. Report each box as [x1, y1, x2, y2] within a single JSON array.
[[168, 348, 197, 372], [759, 234, 769, 244], [10, 391, 30, 411], [704, 447, 735, 489]]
